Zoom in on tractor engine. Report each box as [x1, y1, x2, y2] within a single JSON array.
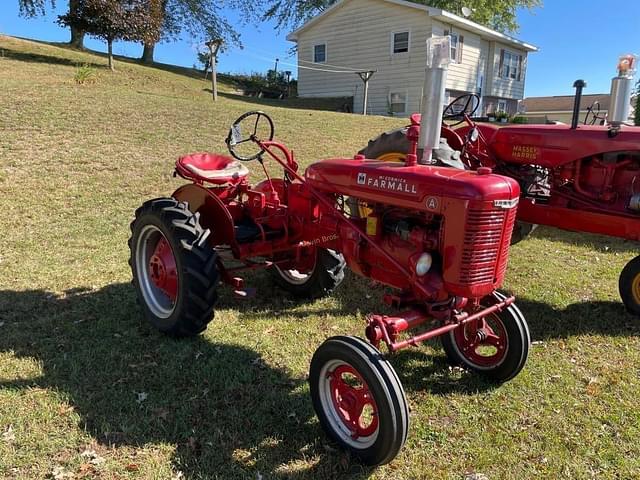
[[556, 152, 640, 212], [306, 158, 520, 302]]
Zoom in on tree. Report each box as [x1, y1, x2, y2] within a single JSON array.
[[138, 0, 260, 64], [18, 0, 86, 48], [58, 0, 162, 70], [264, 0, 542, 33]]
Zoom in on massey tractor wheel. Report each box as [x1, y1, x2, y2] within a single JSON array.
[[618, 255, 640, 315], [441, 291, 530, 382], [309, 336, 409, 466], [270, 248, 346, 299], [359, 128, 409, 164], [129, 198, 219, 336]]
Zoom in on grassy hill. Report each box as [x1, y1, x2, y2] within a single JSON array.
[[1, 35, 639, 479]]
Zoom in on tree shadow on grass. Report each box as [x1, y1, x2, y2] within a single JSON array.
[[212, 90, 354, 113], [525, 225, 640, 255], [0, 46, 105, 69], [0, 284, 373, 479], [515, 297, 640, 341], [1, 279, 637, 478]]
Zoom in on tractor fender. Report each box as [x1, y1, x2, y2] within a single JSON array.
[[172, 184, 237, 249]]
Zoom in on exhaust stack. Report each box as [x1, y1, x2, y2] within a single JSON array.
[[418, 36, 451, 164], [609, 54, 637, 127]]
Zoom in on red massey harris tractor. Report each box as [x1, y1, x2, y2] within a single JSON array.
[[128, 110, 530, 465], [359, 54, 640, 315]]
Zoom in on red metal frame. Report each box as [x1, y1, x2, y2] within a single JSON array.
[[171, 134, 520, 359]]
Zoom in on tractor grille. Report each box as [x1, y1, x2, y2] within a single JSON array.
[[459, 207, 516, 285]]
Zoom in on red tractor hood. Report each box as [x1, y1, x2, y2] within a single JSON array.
[[489, 124, 640, 168], [306, 159, 519, 212]]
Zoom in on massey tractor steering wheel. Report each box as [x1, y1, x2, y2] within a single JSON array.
[[226, 111, 275, 161], [443, 93, 480, 127], [584, 101, 606, 126]]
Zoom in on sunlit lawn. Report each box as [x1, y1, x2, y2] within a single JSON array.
[[1, 36, 639, 479]]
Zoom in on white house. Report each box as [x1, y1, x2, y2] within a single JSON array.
[[287, 0, 538, 117]]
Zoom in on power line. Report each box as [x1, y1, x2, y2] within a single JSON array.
[[237, 50, 365, 74]]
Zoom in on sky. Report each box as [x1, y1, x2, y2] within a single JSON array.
[[1, 1, 639, 97]]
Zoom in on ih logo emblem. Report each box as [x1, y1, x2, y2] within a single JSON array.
[[426, 197, 439, 211], [357, 172, 367, 185]]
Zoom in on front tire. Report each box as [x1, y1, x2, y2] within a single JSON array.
[[129, 198, 219, 336], [269, 248, 346, 299], [441, 291, 530, 382], [619, 255, 640, 315], [309, 336, 409, 466]]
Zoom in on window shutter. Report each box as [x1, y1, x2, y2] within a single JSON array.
[[458, 35, 464, 63], [499, 49, 505, 78], [517, 54, 523, 81]]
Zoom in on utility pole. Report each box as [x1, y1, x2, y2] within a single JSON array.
[[207, 39, 223, 102], [274, 58, 279, 75], [356, 71, 375, 115]]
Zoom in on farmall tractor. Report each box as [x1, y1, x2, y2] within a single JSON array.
[[129, 38, 530, 465], [359, 51, 640, 314]]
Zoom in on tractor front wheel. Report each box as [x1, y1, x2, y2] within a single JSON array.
[[441, 291, 530, 382], [129, 198, 219, 336], [309, 336, 409, 466], [270, 248, 346, 299], [619, 255, 640, 315]]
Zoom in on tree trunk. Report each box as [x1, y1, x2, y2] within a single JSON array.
[[107, 39, 114, 71], [68, 0, 85, 49], [141, 43, 155, 64]]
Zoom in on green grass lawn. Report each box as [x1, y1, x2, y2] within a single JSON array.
[[1, 36, 639, 480]]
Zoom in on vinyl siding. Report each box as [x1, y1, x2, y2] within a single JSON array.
[[296, 0, 433, 115], [487, 42, 528, 99], [294, 0, 529, 115]]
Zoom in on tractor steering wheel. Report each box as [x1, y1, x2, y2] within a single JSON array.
[[443, 94, 480, 127], [584, 101, 606, 126], [226, 111, 275, 161]]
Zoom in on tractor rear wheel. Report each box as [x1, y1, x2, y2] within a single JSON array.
[[129, 198, 219, 336], [269, 248, 346, 299], [619, 255, 640, 315], [309, 336, 409, 466], [440, 291, 530, 382]]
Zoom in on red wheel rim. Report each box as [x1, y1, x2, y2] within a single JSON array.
[[148, 236, 178, 301], [453, 314, 508, 367], [327, 365, 379, 439]]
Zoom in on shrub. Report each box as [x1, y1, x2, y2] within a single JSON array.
[[511, 115, 527, 124], [74, 64, 97, 85]]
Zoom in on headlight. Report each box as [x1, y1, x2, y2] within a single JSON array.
[[415, 253, 433, 276]]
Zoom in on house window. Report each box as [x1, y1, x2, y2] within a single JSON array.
[[501, 50, 522, 80], [497, 100, 508, 113], [392, 32, 410, 54], [389, 91, 408, 115], [313, 43, 326, 63], [444, 30, 463, 63]]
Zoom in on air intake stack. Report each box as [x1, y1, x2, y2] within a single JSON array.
[[609, 54, 637, 127], [418, 36, 451, 164]]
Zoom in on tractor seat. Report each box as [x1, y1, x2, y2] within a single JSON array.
[[176, 153, 249, 185]]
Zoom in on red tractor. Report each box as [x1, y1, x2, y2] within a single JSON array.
[[129, 110, 530, 465], [360, 54, 640, 315]]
